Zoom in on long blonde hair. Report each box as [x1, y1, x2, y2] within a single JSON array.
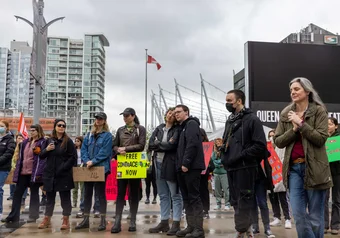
[[91, 121, 110, 134]]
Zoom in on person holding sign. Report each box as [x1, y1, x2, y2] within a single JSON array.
[[324, 117, 340, 235], [148, 107, 183, 236], [174, 105, 205, 238], [111, 108, 146, 233], [274, 77, 332, 238], [75, 112, 113, 231], [38, 119, 77, 230]]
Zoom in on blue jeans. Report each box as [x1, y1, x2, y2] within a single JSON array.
[[156, 161, 183, 221], [0, 171, 9, 213], [289, 163, 326, 238], [252, 179, 270, 230]]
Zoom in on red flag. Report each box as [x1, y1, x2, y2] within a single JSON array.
[[18, 113, 29, 139], [147, 55, 161, 70]]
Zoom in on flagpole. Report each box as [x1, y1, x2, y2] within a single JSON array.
[[145, 49, 148, 128]]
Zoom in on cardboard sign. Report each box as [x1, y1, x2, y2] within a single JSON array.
[[202, 142, 214, 174], [326, 136, 340, 162], [5, 170, 14, 184], [261, 142, 283, 186], [73, 166, 105, 182], [117, 152, 150, 179], [106, 160, 129, 201]]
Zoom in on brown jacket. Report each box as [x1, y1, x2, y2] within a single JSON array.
[[113, 124, 146, 153], [274, 102, 332, 190]]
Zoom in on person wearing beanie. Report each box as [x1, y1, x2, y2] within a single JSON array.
[[38, 119, 77, 230]]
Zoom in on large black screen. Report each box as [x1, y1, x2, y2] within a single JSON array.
[[247, 41, 340, 104]]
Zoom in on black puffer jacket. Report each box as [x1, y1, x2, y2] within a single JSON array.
[[221, 108, 267, 171], [40, 137, 77, 192], [148, 124, 179, 182], [0, 133, 16, 171], [176, 117, 205, 171], [329, 131, 340, 176]]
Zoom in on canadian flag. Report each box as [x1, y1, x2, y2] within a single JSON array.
[[18, 113, 29, 139], [147, 55, 161, 70]]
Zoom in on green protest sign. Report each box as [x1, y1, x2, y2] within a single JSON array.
[[326, 136, 340, 162]]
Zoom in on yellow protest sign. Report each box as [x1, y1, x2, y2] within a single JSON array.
[[117, 152, 150, 179]]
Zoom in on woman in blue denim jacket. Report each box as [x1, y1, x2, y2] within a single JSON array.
[[75, 112, 112, 232]]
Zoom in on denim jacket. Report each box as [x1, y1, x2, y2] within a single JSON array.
[[81, 131, 113, 174]]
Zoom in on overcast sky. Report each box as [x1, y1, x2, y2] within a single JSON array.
[[0, 0, 339, 130]]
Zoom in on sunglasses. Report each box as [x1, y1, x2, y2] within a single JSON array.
[[57, 124, 66, 128], [123, 114, 131, 118], [29, 130, 36, 132]]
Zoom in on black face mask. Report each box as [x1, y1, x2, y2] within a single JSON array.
[[226, 103, 236, 113]]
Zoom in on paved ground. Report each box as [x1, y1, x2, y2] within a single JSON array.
[[0, 185, 335, 238]]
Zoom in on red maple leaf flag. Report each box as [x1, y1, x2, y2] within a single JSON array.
[[18, 113, 29, 139], [147, 55, 161, 70]]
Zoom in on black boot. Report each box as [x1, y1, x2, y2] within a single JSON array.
[[111, 214, 122, 233], [128, 218, 137, 232], [149, 219, 170, 233], [176, 216, 194, 237], [186, 216, 205, 238], [167, 221, 181, 236], [97, 215, 106, 231], [75, 215, 89, 230]]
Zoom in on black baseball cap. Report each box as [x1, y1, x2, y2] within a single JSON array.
[[94, 112, 107, 120], [119, 108, 136, 116]]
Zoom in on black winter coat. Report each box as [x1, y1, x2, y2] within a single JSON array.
[[257, 150, 274, 192], [221, 108, 267, 171], [0, 133, 15, 171], [148, 124, 179, 182], [329, 131, 340, 176], [40, 137, 77, 192], [176, 117, 205, 171]]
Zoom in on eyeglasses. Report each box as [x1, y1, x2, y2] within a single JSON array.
[[174, 110, 183, 114], [57, 124, 66, 128]]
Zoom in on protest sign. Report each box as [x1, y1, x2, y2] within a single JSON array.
[[326, 136, 340, 162], [106, 160, 128, 200], [261, 142, 283, 186], [73, 167, 105, 182], [202, 142, 214, 174], [117, 152, 150, 179]]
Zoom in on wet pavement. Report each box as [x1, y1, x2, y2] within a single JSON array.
[[0, 185, 336, 238]]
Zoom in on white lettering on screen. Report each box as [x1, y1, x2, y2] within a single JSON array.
[[328, 112, 340, 122], [256, 111, 280, 123]]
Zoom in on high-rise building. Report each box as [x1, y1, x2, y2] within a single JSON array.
[[0, 48, 10, 110], [45, 34, 109, 137], [233, 23, 339, 91], [5, 41, 32, 115]]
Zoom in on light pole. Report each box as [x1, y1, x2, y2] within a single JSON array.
[[72, 96, 83, 136], [15, 0, 65, 124]]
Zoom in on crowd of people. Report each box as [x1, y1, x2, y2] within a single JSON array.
[[0, 77, 337, 238]]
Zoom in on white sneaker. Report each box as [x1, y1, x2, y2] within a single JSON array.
[[270, 217, 281, 227], [214, 205, 221, 210], [285, 219, 292, 229], [224, 205, 231, 211]]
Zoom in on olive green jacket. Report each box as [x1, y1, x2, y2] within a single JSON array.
[[274, 102, 332, 190]]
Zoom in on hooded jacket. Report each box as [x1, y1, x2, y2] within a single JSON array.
[[13, 137, 47, 183], [0, 133, 15, 171], [176, 116, 205, 171], [274, 102, 332, 190], [148, 123, 179, 182], [221, 108, 267, 171]]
